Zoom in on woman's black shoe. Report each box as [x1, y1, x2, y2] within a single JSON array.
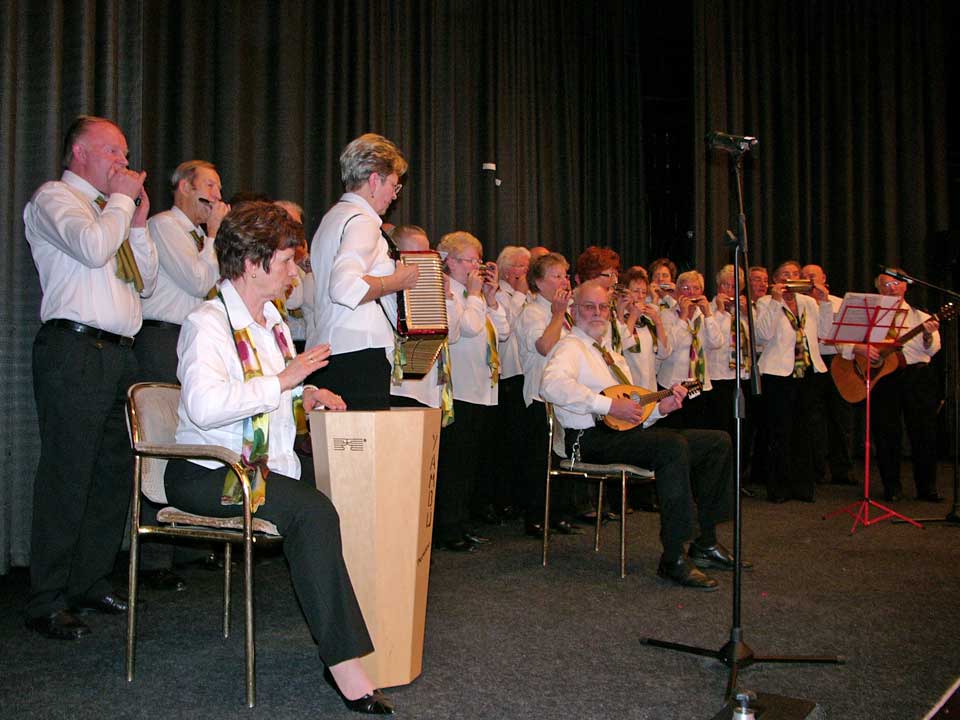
[[323, 668, 395, 714]]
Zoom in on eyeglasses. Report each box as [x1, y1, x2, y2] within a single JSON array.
[[452, 256, 481, 266], [575, 302, 610, 314], [598, 271, 618, 280], [392, 183, 403, 197]]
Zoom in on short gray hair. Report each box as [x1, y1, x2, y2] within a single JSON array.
[[170, 160, 217, 193], [339, 133, 408, 191]]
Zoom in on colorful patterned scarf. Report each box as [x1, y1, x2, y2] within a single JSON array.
[[593, 342, 631, 385], [94, 194, 143, 292], [782, 306, 811, 378], [687, 315, 705, 383], [218, 292, 307, 512], [728, 319, 751, 374]]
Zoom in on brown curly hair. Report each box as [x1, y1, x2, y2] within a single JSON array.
[[216, 201, 305, 280]]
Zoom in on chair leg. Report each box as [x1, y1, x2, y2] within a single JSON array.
[[223, 543, 232, 639], [244, 534, 256, 708], [126, 529, 140, 682], [619, 474, 628, 579], [594, 481, 604, 551], [542, 475, 552, 567]]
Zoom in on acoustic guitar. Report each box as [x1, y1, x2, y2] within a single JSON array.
[[601, 379, 703, 431], [830, 302, 956, 404]]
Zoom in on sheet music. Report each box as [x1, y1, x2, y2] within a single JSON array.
[[829, 293, 905, 344]]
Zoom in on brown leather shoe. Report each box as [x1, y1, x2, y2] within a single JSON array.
[[657, 556, 719, 591], [26, 609, 91, 640]]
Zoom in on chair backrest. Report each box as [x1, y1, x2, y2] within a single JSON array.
[[127, 382, 182, 503]]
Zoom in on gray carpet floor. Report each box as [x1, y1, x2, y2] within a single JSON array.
[[2, 469, 959, 719]]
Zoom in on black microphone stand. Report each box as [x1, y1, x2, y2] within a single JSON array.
[[640, 139, 844, 712], [886, 272, 960, 526]]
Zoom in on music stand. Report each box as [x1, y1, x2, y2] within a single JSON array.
[[822, 293, 924, 533]]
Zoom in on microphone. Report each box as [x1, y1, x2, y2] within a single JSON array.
[[879, 266, 914, 284], [706, 131, 759, 153]]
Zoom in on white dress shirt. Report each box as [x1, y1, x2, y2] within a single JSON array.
[[515, 294, 568, 407], [142, 206, 219, 324], [388, 296, 461, 408], [618, 318, 671, 391], [174, 280, 302, 491], [24, 170, 158, 336], [707, 300, 752, 381], [495, 281, 528, 379], [541, 326, 664, 431], [838, 300, 940, 365], [447, 276, 509, 406], [657, 307, 724, 391], [308, 193, 398, 353], [755, 293, 834, 376], [284, 268, 315, 342]]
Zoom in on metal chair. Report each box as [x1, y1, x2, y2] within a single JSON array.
[[125, 382, 282, 708], [543, 403, 655, 578]]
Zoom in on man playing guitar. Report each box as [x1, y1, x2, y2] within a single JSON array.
[[842, 269, 942, 502]]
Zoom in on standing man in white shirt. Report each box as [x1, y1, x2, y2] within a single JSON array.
[[307, 133, 419, 410], [135, 160, 227, 590], [801, 263, 856, 487], [139, 160, 226, 384], [845, 270, 941, 501], [541, 281, 739, 590], [23, 116, 158, 639]]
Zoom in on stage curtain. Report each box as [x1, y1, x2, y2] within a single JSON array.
[[693, 0, 948, 300]]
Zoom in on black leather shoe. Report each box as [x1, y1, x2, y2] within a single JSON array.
[[324, 668, 394, 714], [26, 610, 91, 640], [141, 568, 187, 592], [688, 542, 753, 571], [552, 519, 585, 535], [434, 539, 476, 553], [767, 495, 789, 504], [524, 521, 545, 537], [474, 504, 503, 525], [72, 591, 129, 615], [463, 532, 491, 545], [657, 556, 719, 591], [740, 486, 757, 498], [917, 492, 944, 503]]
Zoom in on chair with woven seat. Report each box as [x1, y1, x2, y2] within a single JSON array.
[[125, 381, 283, 708], [542, 403, 655, 578]]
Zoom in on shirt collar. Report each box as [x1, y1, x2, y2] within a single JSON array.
[[61, 170, 101, 201], [340, 192, 382, 224], [171, 205, 204, 235], [220, 279, 283, 331]]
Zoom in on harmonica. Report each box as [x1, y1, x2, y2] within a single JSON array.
[[783, 280, 813, 293]]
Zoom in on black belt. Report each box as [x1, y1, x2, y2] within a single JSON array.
[[141, 319, 182, 331], [47, 319, 135, 348]]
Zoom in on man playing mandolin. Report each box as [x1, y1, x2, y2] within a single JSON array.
[[541, 280, 743, 591], [844, 270, 942, 502]]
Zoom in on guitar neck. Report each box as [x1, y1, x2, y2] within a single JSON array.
[[881, 312, 937, 356], [635, 388, 672, 406]]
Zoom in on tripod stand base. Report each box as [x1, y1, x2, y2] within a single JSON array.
[[709, 691, 820, 720], [822, 498, 923, 533], [640, 637, 845, 700], [893, 508, 960, 525]]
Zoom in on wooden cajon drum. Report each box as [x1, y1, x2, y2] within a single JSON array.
[[309, 407, 440, 688]]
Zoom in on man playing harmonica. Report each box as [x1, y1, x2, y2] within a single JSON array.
[[24, 116, 158, 639], [541, 280, 740, 591]]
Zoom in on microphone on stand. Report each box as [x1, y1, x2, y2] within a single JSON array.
[[706, 131, 759, 153], [879, 266, 915, 284]]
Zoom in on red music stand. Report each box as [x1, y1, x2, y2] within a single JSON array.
[[822, 293, 923, 533]]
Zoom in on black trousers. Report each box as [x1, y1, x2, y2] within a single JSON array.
[[871, 363, 940, 498], [27, 324, 139, 618], [163, 457, 373, 665], [133, 322, 185, 570], [760, 373, 818, 501], [308, 347, 391, 411], [488, 374, 526, 511], [521, 401, 578, 523], [567, 423, 732, 558], [808, 355, 854, 483], [435, 400, 493, 542]]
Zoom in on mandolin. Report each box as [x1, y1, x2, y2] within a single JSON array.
[[601, 379, 703, 431], [830, 302, 956, 404]]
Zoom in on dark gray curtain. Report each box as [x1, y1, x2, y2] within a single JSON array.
[[693, 0, 949, 298], [0, 0, 648, 572]]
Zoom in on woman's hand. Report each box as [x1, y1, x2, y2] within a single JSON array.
[[279, 344, 331, 392], [303, 387, 347, 411], [551, 288, 571, 318]]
